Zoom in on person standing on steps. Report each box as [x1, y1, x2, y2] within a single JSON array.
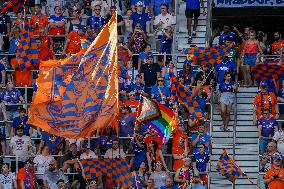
[[185, 0, 206, 44]]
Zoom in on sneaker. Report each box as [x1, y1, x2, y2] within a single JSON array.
[[192, 31, 196, 36], [188, 37, 192, 44]]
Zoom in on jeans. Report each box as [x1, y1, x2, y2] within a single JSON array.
[[259, 138, 271, 154]]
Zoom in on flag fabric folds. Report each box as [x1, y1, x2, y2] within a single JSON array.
[[183, 46, 229, 68], [79, 158, 134, 188], [28, 13, 118, 138], [16, 20, 39, 69], [251, 62, 284, 82], [137, 97, 177, 141], [216, 149, 243, 182], [0, 0, 25, 14], [170, 72, 205, 118]]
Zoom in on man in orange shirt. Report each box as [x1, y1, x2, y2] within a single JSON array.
[[30, 4, 49, 36], [62, 26, 87, 55], [272, 32, 284, 54], [17, 159, 37, 189], [124, 90, 141, 118], [264, 153, 284, 189], [253, 81, 279, 125]]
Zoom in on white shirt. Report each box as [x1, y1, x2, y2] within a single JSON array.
[[10, 135, 32, 162], [154, 13, 175, 35], [33, 155, 55, 179], [273, 130, 284, 154], [0, 172, 15, 189], [104, 148, 126, 158], [80, 150, 98, 159]]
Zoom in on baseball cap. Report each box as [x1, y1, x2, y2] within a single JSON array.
[[260, 81, 268, 88], [146, 53, 154, 59], [136, 1, 144, 6]]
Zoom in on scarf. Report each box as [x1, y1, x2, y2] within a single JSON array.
[[24, 166, 37, 189], [260, 92, 272, 115]]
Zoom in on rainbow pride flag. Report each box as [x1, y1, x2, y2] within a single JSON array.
[[137, 97, 177, 141]]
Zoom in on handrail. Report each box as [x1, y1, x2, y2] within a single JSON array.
[[208, 80, 215, 189], [232, 73, 238, 189], [205, 0, 213, 46]]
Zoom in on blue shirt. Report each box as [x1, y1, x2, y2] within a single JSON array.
[[278, 87, 284, 99], [219, 80, 235, 93], [160, 34, 173, 54], [258, 117, 277, 137], [49, 15, 66, 23], [12, 116, 31, 136], [119, 115, 136, 137], [138, 52, 148, 64], [191, 133, 210, 154], [87, 16, 105, 29], [215, 61, 236, 84], [0, 63, 5, 84], [193, 151, 210, 172], [9, 37, 20, 54], [1, 89, 22, 111], [130, 11, 151, 33], [186, 0, 200, 9], [97, 135, 118, 155], [132, 140, 147, 168], [41, 131, 63, 155], [151, 85, 170, 102]]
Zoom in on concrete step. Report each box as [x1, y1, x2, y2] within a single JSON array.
[[212, 125, 257, 132], [212, 144, 258, 154], [211, 154, 259, 161], [177, 42, 206, 51], [238, 87, 258, 93], [212, 120, 254, 126], [212, 137, 257, 144], [213, 114, 253, 121], [211, 131, 258, 138]]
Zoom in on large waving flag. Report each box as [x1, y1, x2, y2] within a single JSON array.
[[216, 149, 243, 182], [0, 0, 25, 14], [16, 20, 38, 69], [252, 62, 284, 82], [80, 158, 134, 188], [183, 46, 229, 68], [137, 97, 177, 141], [28, 13, 118, 138], [170, 72, 204, 118]]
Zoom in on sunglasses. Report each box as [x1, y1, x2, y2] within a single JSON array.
[[158, 80, 164, 82], [95, 9, 101, 11]]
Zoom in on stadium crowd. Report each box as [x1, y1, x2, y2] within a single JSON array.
[[0, 0, 283, 189]]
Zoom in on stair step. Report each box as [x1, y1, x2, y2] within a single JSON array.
[[213, 114, 253, 121], [212, 138, 257, 144], [211, 154, 259, 161], [238, 87, 258, 93], [212, 120, 254, 126], [211, 131, 258, 138]]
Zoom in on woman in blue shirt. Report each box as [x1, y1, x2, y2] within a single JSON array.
[[218, 72, 237, 131]]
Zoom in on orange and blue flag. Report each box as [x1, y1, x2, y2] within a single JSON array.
[[28, 13, 118, 138], [0, 0, 26, 14], [183, 46, 229, 68], [251, 62, 284, 82], [170, 72, 204, 118], [16, 19, 38, 69], [79, 158, 134, 188], [217, 149, 243, 182]]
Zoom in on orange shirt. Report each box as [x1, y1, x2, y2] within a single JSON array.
[[253, 92, 277, 119], [124, 100, 142, 118], [30, 14, 49, 36], [17, 168, 37, 189], [264, 166, 284, 189], [172, 147, 185, 171], [272, 40, 284, 53], [66, 31, 86, 54]]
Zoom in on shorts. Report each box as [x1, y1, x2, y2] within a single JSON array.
[[220, 92, 234, 105], [243, 53, 257, 66], [185, 8, 200, 20]]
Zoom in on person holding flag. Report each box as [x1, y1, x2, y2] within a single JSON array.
[[264, 153, 284, 189]]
